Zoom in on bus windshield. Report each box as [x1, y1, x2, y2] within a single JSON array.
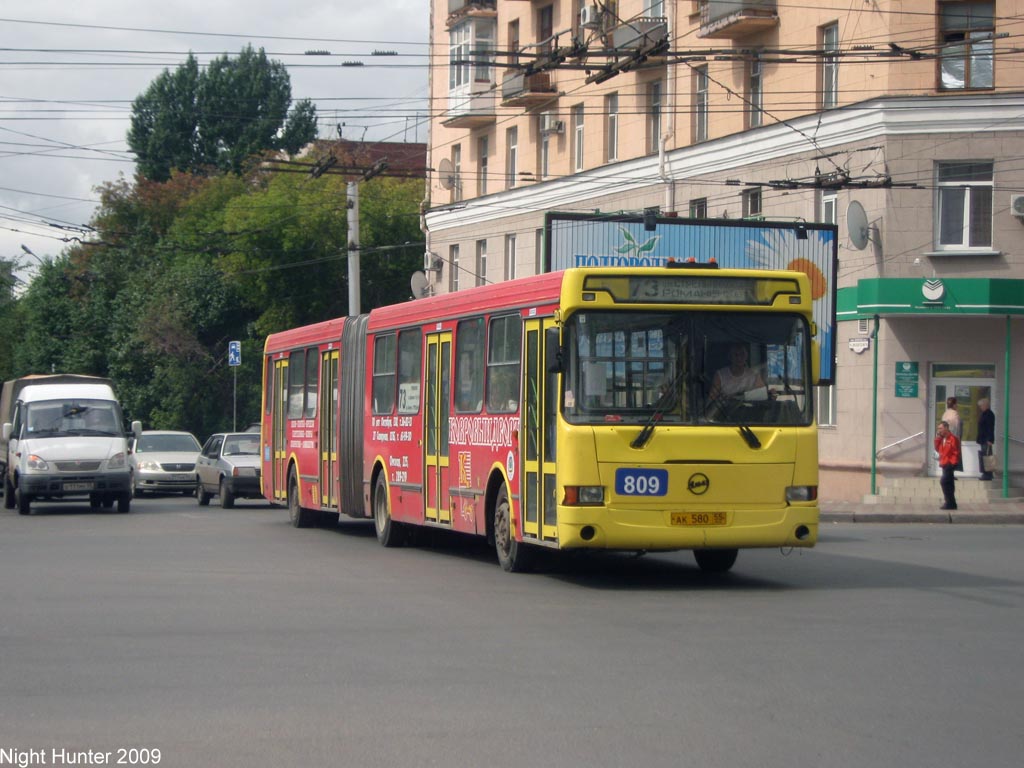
[[562, 311, 812, 427]]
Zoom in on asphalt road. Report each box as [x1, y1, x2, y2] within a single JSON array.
[[1, 496, 1021, 768]]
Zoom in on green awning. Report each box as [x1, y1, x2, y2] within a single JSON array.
[[837, 278, 1024, 319]]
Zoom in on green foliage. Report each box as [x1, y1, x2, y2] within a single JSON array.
[[0, 165, 425, 438], [128, 46, 318, 182]]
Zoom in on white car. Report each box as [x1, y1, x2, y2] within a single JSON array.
[[130, 430, 201, 496], [195, 432, 262, 508]]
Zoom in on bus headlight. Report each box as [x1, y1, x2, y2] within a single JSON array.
[[564, 486, 604, 505], [786, 486, 818, 502]]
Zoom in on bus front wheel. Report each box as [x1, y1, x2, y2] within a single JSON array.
[[693, 548, 738, 573], [494, 485, 533, 573], [373, 474, 405, 547]]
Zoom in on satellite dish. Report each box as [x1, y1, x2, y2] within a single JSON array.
[[437, 158, 456, 190], [847, 200, 870, 251], [410, 270, 429, 299]]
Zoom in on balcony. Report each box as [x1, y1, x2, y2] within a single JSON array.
[[501, 71, 557, 108], [443, 90, 497, 129], [610, 16, 669, 51], [446, 0, 497, 30], [698, 0, 778, 39]]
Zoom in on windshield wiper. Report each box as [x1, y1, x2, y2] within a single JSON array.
[[631, 368, 688, 449]]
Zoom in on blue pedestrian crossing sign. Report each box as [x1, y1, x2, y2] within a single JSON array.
[[228, 341, 242, 367]]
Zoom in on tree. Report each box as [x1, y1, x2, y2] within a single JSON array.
[[128, 46, 318, 182]]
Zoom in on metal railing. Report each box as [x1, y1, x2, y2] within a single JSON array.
[[876, 431, 924, 458]]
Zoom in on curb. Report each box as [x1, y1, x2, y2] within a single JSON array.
[[821, 506, 1024, 525]]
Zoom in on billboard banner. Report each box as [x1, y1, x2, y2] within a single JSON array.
[[544, 212, 839, 383]]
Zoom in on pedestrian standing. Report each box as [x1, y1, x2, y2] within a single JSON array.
[[941, 397, 962, 438], [935, 420, 961, 510], [976, 398, 995, 480]]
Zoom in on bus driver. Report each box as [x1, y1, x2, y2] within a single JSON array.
[[708, 342, 767, 402]]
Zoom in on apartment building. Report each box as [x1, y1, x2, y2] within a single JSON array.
[[423, 0, 1024, 501]]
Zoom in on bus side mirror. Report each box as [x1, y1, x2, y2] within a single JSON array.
[[811, 340, 821, 385], [545, 327, 563, 374], [2, 422, 11, 441]]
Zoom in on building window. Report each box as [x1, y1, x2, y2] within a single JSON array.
[[820, 190, 837, 224], [449, 24, 471, 90], [646, 0, 665, 15], [535, 227, 545, 273], [689, 198, 708, 218], [817, 385, 836, 427], [605, 92, 618, 162], [747, 57, 763, 128], [935, 160, 993, 249], [508, 20, 520, 67], [477, 135, 488, 197], [647, 80, 662, 154], [742, 188, 762, 219], [939, 1, 994, 90], [506, 127, 518, 189], [538, 113, 552, 179], [449, 244, 460, 292], [504, 234, 517, 280], [572, 104, 584, 172], [451, 144, 462, 202], [821, 22, 839, 109], [475, 239, 487, 287], [693, 67, 708, 143], [537, 5, 554, 55]]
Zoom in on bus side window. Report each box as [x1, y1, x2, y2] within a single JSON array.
[[372, 334, 397, 414], [455, 317, 484, 413]]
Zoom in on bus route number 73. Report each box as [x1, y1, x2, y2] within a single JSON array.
[[615, 468, 669, 496]]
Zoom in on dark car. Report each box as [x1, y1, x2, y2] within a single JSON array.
[[195, 432, 262, 508]]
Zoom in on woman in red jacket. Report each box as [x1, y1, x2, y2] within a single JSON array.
[[935, 420, 962, 510]]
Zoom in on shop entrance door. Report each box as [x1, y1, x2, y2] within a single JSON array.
[[929, 363, 996, 477]]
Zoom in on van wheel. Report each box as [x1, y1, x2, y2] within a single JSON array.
[[373, 473, 405, 547], [494, 485, 533, 573], [693, 548, 738, 573], [287, 471, 313, 528], [4, 476, 16, 509], [15, 485, 31, 516], [116, 493, 131, 514]]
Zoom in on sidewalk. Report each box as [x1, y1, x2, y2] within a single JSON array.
[[820, 497, 1024, 525]]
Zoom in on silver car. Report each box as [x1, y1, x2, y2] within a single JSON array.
[[130, 430, 201, 496], [195, 432, 262, 508]]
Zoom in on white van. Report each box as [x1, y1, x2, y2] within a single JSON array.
[[2, 377, 141, 515]]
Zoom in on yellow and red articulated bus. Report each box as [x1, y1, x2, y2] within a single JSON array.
[[262, 262, 822, 573]]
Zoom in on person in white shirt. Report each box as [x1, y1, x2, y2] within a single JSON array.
[[709, 342, 766, 402]]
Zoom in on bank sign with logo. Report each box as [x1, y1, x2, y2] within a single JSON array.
[[544, 212, 839, 383]]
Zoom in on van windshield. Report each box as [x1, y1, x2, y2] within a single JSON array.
[[23, 399, 123, 437]]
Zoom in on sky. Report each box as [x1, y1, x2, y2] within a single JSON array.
[[0, 1, 430, 286]]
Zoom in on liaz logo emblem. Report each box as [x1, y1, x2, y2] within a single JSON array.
[[687, 473, 710, 495]]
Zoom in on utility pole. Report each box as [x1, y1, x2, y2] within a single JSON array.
[[347, 181, 361, 316]]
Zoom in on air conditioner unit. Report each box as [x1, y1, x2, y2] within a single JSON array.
[[424, 252, 443, 272], [580, 5, 601, 29], [542, 119, 565, 136], [1011, 193, 1024, 217]]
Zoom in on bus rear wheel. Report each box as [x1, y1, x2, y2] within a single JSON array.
[[373, 474, 405, 547], [494, 485, 533, 573], [693, 548, 738, 573], [288, 471, 314, 528]]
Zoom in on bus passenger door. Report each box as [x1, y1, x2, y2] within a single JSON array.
[[424, 332, 452, 525], [320, 351, 339, 507], [522, 318, 559, 542], [271, 357, 289, 502]]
